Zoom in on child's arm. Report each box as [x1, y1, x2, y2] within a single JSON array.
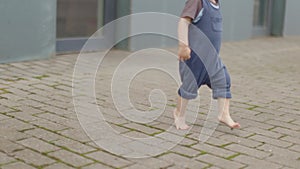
[[178, 17, 192, 61]]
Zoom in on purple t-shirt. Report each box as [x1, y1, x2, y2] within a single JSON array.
[[180, 0, 203, 20]]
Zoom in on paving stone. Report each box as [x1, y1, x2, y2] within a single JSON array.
[[13, 105, 44, 115], [219, 134, 263, 148], [109, 123, 132, 134], [123, 123, 162, 135], [271, 127, 300, 138], [81, 163, 114, 169], [30, 118, 69, 131], [52, 138, 96, 154], [265, 120, 300, 131], [192, 143, 236, 158], [1, 161, 36, 169], [178, 137, 198, 147], [277, 114, 299, 123], [249, 135, 293, 148], [159, 153, 209, 168], [0, 137, 24, 154], [39, 105, 72, 116], [36, 112, 70, 126], [289, 144, 300, 153], [239, 119, 274, 130], [224, 143, 271, 159], [0, 114, 9, 121], [257, 144, 300, 160], [187, 130, 225, 141], [17, 99, 46, 108], [186, 159, 212, 169], [9, 111, 39, 122], [243, 126, 283, 139], [0, 152, 15, 164], [280, 136, 300, 145], [58, 128, 91, 143], [266, 155, 300, 168], [86, 151, 133, 168], [196, 154, 245, 169], [233, 154, 282, 169], [17, 137, 60, 153], [123, 130, 150, 138], [48, 149, 93, 168], [206, 167, 222, 169], [24, 128, 63, 142], [123, 163, 149, 169], [217, 127, 254, 138], [0, 118, 34, 132], [203, 136, 232, 147], [13, 149, 55, 167], [133, 157, 171, 169], [43, 163, 74, 169], [0, 93, 25, 101], [291, 119, 300, 125]]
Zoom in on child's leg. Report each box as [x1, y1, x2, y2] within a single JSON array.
[[175, 95, 189, 117], [217, 98, 240, 129], [173, 95, 190, 130]]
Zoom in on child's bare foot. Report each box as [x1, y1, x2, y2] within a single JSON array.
[[218, 115, 240, 130], [173, 109, 190, 130]]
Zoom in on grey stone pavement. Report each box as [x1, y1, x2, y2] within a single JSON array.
[[0, 37, 300, 169]]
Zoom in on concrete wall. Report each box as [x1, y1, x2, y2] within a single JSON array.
[[221, 0, 254, 41], [126, 0, 255, 51], [284, 0, 300, 36], [0, 0, 56, 63], [128, 0, 185, 51]]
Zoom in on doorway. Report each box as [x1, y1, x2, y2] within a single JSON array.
[[252, 0, 272, 37], [56, 0, 116, 53]]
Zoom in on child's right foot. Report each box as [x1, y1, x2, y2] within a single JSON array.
[[218, 115, 240, 130], [173, 109, 190, 130]]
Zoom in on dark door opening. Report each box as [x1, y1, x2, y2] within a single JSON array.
[[56, 0, 116, 53]]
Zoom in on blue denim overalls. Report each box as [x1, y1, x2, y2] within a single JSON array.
[[178, 0, 232, 100]]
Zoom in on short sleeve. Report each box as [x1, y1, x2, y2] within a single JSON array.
[[180, 0, 203, 20]]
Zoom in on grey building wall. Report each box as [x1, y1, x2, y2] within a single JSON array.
[[0, 0, 56, 63], [124, 0, 255, 51], [128, 0, 185, 51], [221, 0, 254, 41], [284, 0, 300, 36]]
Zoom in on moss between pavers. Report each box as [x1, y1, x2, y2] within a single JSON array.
[[12, 154, 43, 169], [202, 164, 213, 169], [218, 143, 232, 148], [247, 105, 260, 111], [245, 133, 257, 138], [0, 88, 11, 94], [2, 77, 26, 82], [172, 151, 195, 158], [267, 126, 277, 131], [115, 122, 164, 137], [167, 103, 176, 108], [44, 154, 74, 168], [0, 161, 18, 168], [225, 153, 241, 160], [10, 147, 24, 154], [152, 151, 172, 158], [33, 75, 50, 80]]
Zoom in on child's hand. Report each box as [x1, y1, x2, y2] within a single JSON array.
[[178, 46, 191, 61]]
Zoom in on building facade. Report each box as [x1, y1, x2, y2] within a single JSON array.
[[0, 0, 299, 63]]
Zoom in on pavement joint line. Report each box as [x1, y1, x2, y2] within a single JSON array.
[[225, 153, 241, 160]]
